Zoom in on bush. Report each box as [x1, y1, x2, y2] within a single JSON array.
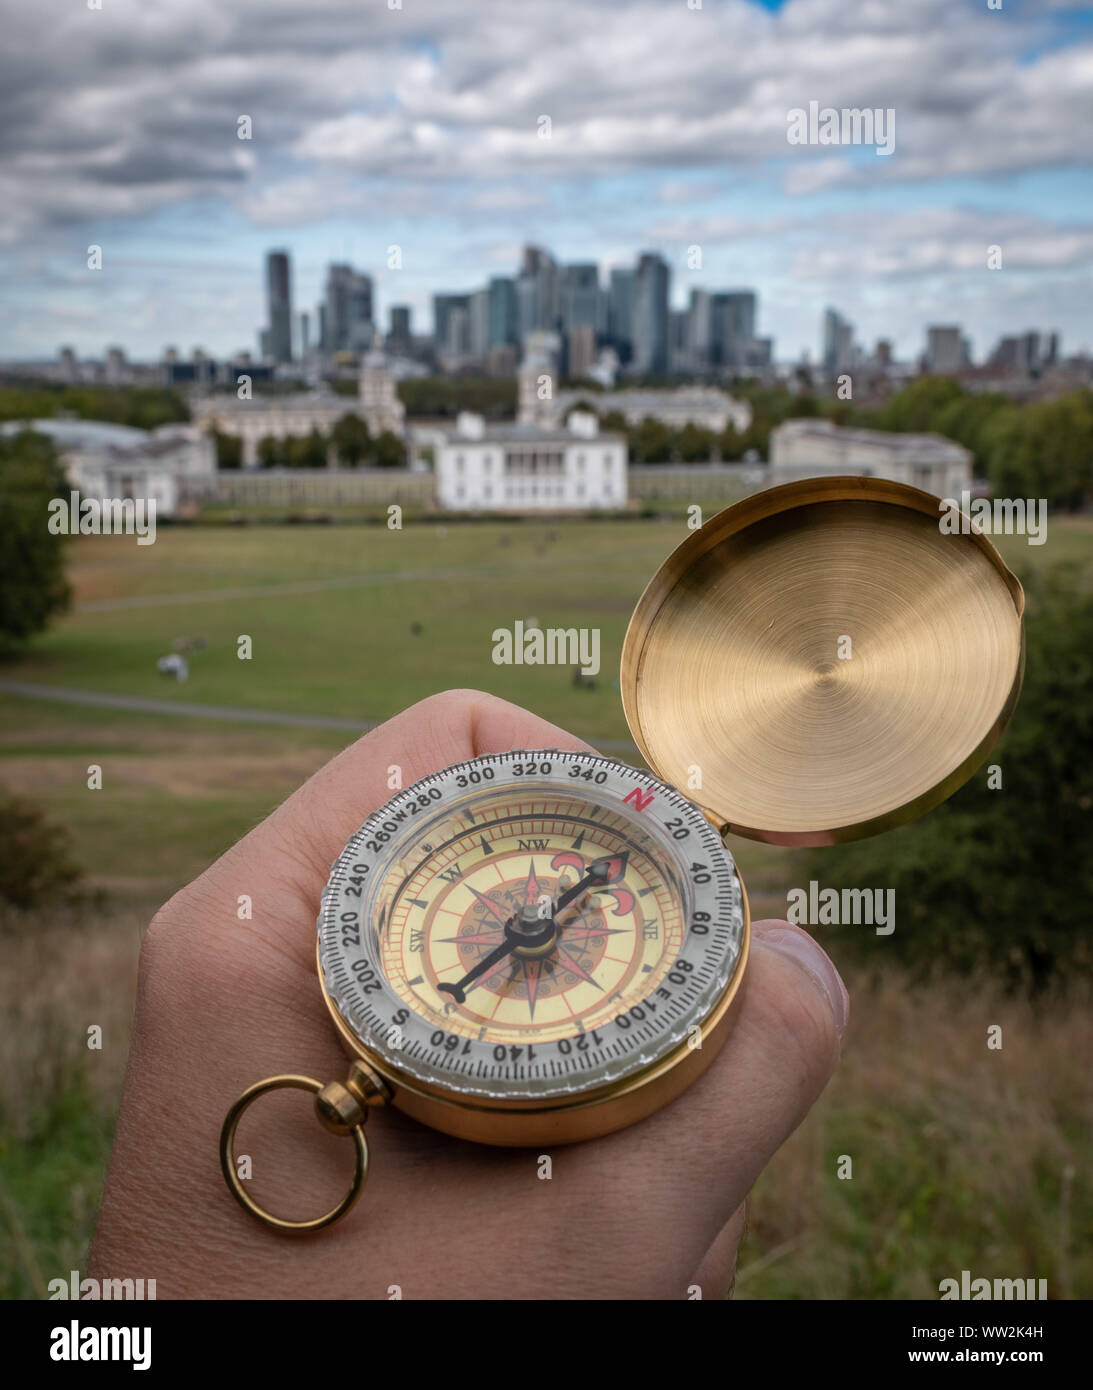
[[0, 789, 84, 910]]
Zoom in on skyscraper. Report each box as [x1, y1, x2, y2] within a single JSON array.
[[560, 264, 600, 333], [388, 305, 412, 351], [632, 253, 670, 376], [516, 245, 559, 344], [433, 293, 472, 356], [567, 323, 597, 379], [687, 289, 712, 370], [265, 250, 293, 363], [822, 308, 854, 373], [469, 288, 490, 360], [711, 292, 756, 369], [925, 325, 967, 374], [608, 268, 636, 362], [487, 277, 517, 349], [324, 264, 374, 354]]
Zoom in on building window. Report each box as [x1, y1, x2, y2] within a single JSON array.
[[455, 454, 465, 473]]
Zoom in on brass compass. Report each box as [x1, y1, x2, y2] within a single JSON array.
[[220, 477, 1024, 1231]]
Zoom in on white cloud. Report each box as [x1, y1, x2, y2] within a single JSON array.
[[1, 0, 1090, 356], [2, 0, 1089, 242]]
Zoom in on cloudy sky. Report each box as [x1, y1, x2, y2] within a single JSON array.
[[2, 0, 1091, 364]]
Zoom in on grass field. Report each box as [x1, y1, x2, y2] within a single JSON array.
[[1, 513, 1090, 1299]]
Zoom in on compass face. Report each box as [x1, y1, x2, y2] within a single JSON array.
[[318, 751, 745, 1102]]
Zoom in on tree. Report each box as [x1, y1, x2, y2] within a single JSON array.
[[873, 376, 964, 434], [0, 430, 71, 647], [213, 431, 242, 470], [984, 393, 1093, 510], [933, 391, 1011, 472], [257, 435, 283, 469], [396, 377, 516, 420], [730, 384, 801, 458], [632, 416, 673, 464], [287, 428, 328, 469], [803, 567, 1093, 992], [331, 413, 371, 468], [717, 424, 743, 460], [0, 384, 189, 429], [372, 430, 407, 469], [676, 422, 716, 463]]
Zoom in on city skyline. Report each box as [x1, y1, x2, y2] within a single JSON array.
[[36, 237, 1067, 380], [1, 1, 1091, 363]]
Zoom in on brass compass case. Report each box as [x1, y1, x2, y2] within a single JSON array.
[[622, 476, 1025, 846]]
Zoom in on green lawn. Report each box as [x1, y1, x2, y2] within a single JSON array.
[[11, 519, 682, 742]]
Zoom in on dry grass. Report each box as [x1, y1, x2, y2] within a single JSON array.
[[0, 904, 145, 1297], [736, 967, 1092, 1300]]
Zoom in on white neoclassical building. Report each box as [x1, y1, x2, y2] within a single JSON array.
[[435, 411, 627, 511], [192, 350, 405, 467], [769, 418, 972, 498]]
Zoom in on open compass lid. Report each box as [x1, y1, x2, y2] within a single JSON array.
[[620, 476, 1026, 847]]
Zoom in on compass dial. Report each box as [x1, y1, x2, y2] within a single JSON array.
[[318, 751, 745, 1102]]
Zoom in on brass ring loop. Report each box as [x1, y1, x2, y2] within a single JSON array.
[[219, 1074, 369, 1233]]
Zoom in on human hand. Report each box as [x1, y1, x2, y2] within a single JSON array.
[[90, 689, 847, 1300]]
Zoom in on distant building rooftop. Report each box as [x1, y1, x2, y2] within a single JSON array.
[[773, 417, 968, 460], [0, 418, 149, 450], [193, 389, 344, 413]]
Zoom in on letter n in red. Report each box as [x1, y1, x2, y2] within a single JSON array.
[[624, 786, 655, 813]]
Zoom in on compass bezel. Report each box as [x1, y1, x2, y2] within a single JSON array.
[[316, 750, 749, 1137]]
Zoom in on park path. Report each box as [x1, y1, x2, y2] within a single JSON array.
[[0, 679, 637, 751]]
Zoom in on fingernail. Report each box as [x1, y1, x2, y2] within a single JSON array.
[[754, 923, 850, 1038]]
